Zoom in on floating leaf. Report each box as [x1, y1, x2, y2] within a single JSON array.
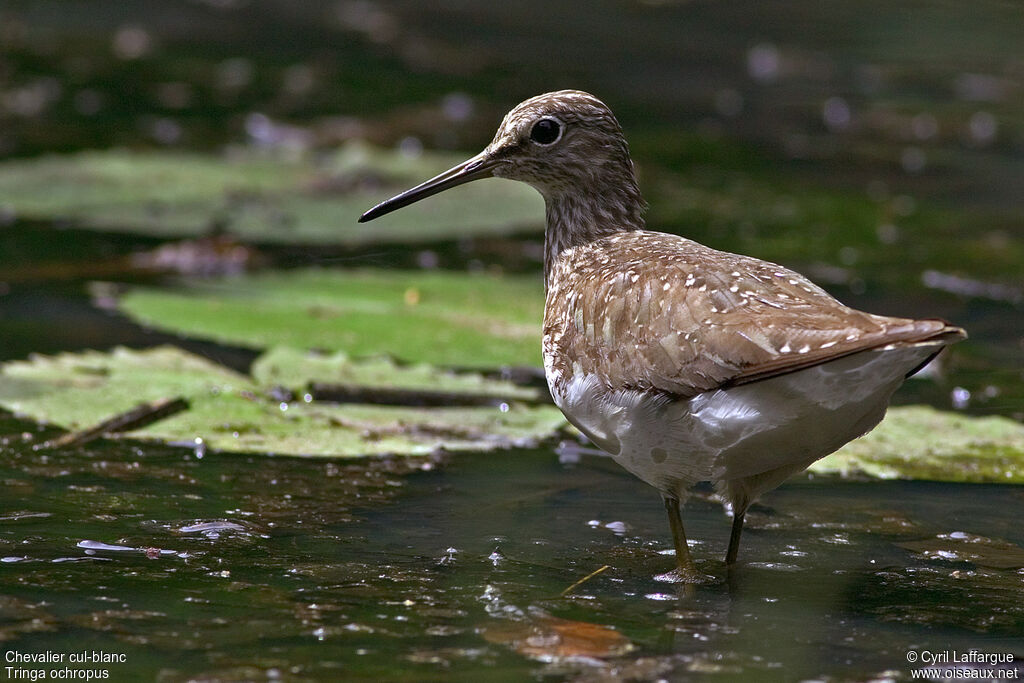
[[115, 268, 545, 367], [0, 346, 565, 456], [252, 346, 542, 402], [0, 346, 249, 430], [812, 406, 1024, 483], [0, 143, 543, 245]]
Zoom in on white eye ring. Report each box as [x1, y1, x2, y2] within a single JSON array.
[[529, 117, 563, 145]]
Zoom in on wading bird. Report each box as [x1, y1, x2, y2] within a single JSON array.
[[359, 90, 964, 580]]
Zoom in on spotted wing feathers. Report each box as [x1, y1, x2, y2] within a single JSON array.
[[543, 231, 965, 398]]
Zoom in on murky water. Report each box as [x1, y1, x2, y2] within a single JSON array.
[[1, 409, 1022, 680]]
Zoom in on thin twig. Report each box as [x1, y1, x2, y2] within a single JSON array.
[[560, 565, 611, 597], [42, 397, 189, 449]]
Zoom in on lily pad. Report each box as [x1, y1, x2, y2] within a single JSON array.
[[251, 346, 541, 402], [115, 268, 545, 367], [0, 143, 543, 245], [812, 405, 1024, 483], [0, 346, 565, 456]]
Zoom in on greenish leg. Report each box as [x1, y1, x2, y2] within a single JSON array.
[[663, 495, 694, 572]]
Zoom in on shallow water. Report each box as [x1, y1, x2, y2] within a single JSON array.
[[1, 1, 1023, 680], [1, 414, 1021, 680]]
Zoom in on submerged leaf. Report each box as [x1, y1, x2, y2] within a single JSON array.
[[116, 268, 545, 367], [0, 347, 565, 457], [812, 406, 1024, 483], [481, 615, 634, 659]]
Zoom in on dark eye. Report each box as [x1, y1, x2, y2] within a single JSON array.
[[529, 118, 562, 145]]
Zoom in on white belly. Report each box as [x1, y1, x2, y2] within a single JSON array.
[[548, 342, 942, 504]]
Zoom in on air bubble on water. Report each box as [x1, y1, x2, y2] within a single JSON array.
[[112, 25, 152, 60], [644, 593, 676, 601], [911, 113, 939, 140], [416, 250, 439, 269], [442, 92, 474, 122], [822, 96, 851, 131], [398, 136, 423, 158], [437, 547, 459, 566], [968, 111, 997, 145], [892, 195, 916, 216], [951, 387, 970, 410], [901, 147, 926, 173], [217, 58, 253, 91], [877, 223, 900, 244], [747, 43, 780, 83], [866, 179, 889, 202], [715, 88, 743, 117], [605, 521, 628, 535]]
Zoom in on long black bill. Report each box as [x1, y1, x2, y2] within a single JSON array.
[[358, 152, 497, 223]]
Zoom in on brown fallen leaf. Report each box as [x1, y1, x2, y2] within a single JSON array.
[[482, 614, 633, 659]]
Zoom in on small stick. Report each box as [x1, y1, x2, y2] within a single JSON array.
[[42, 397, 189, 449], [560, 565, 610, 597]]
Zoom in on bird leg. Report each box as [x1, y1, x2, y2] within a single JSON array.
[[662, 495, 694, 573], [725, 509, 745, 565]]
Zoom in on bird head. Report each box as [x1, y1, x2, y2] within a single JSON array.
[[359, 90, 635, 222]]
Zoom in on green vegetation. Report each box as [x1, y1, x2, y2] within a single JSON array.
[[813, 405, 1024, 483], [0, 346, 564, 456], [116, 268, 544, 367], [0, 144, 543, 244]]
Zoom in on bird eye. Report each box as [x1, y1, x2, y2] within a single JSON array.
[[529, 118, 562, 145]]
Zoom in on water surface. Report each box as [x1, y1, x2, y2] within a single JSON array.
[[1, 416, 1021, 680]]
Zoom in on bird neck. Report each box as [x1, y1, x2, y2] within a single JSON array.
[[542, 175, 646, 289]]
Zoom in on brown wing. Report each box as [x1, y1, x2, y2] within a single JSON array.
[[543, 231, 964, 398]]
